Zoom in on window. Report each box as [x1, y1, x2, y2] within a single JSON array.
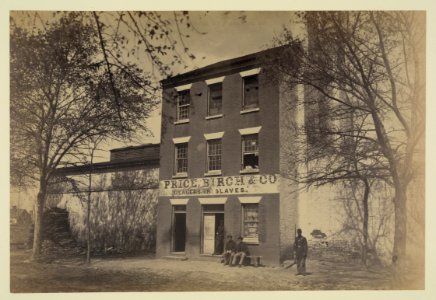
[[176, 90, 190, 121], [207, 139, 222, 172], [175, 143, 188, 174], [208, 83, 222, 116], [241, 134, 259, 171], [242, 204, 259, 241], [242, 75, 259, 110]]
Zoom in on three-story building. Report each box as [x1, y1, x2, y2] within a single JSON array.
[[157, 47, 303, 265]]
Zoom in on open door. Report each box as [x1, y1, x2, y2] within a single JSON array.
[[202, 214, 215, 254], [172, 205, 186, 252], [202, 206, 224, 255]]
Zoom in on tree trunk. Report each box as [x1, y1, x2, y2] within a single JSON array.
[[32, 187, 46, 260], [86, 156, 94, 264], [392, 186, 407, 266], [86, 191, 91, 264], [362, 179, 370, 265]]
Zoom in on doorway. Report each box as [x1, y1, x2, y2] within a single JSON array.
[[172, 205, 186, 252], [202, 205, 224, 255]]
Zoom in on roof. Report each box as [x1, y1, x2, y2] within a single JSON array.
[[110, 143, 160, 162], [161, 45, 291, 89], [54, 143, 160, 176]]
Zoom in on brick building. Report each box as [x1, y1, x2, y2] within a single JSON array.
[[157, 47, 304, 265]]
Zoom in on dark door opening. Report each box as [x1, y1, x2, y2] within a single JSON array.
[[214, 213, 225, 255], [173, 212, 186, 252]]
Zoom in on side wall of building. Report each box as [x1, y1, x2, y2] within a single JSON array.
[[278, 79, 300, 261]]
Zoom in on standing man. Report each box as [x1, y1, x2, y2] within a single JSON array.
[[222, 235, 236, 265], [214, 220, 225, 255], [232, 236, 249, 267], [294, 228, 308, 275]]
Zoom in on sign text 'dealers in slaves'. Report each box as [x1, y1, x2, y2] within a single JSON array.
[[159, 174, 280, 197]]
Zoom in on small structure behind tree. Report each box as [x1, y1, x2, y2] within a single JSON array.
[[47, 144, 160, 257]]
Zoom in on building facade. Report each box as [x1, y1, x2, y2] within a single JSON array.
[[157, 48, 302, 265]]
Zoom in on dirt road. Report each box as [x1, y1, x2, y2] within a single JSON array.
[[10, 249, 417, 292]]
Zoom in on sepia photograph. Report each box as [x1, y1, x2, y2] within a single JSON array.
[[5, 2, 434, 297]]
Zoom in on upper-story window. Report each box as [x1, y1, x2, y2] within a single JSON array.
[[241, 134, 259, 171], [176, 90, 190, 121], [207, 139, 222, 172], [175, 143, 188, 175], [207, 83, 223, 116], [204, 131, 224, 175], [242, 75, 259, 111]]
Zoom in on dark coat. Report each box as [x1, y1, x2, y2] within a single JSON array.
[[224, 239, 236, 252], [235, 241, 249, 254], [294, 235, 308, 258]]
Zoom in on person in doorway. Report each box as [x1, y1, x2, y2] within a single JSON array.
[[214, 220, 225, 255], [222, 235, 236, 265], [231, 236, 249, 267], [293, 228, 308, 275]]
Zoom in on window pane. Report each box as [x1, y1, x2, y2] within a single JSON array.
[[243, 204, 259, 238], [177, 90, 190, 120], [243, 135, 258, 152], [243, 75, 259, 110], [207, 139, 222, 171], [175, 143, 188, 173], [208, 83, 222, 115], [242, 134, 259, 170], [178, 106, 189, 120], [178, 90, 190, 105]]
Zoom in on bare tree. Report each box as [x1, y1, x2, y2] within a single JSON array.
[[83, 137, 105, 264], [337, 179, 394, 265], [10, 13, 158, 259], [272, 11, 425, 268], [10, 10, 205, 260]]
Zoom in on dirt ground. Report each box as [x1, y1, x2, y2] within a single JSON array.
[[10, 249, 422, 293]]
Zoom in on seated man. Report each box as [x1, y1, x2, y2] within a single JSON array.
[[231, 236, 249, 267], [222, 235, 236, 265]]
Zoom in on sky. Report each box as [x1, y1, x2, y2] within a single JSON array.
[[8, 11, 304, 162], [98, 11, 305, 161]]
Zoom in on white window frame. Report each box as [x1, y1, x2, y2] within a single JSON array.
[[207, 82, 223, 117], [240, 133, 259, 174], [204, 132, 224, 175], [240, 68, 261, 113], [175, 87, 191, 123], [206, 138, 222, 174], [174, 142, 188, 177], [238, 196, 261, 244]]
